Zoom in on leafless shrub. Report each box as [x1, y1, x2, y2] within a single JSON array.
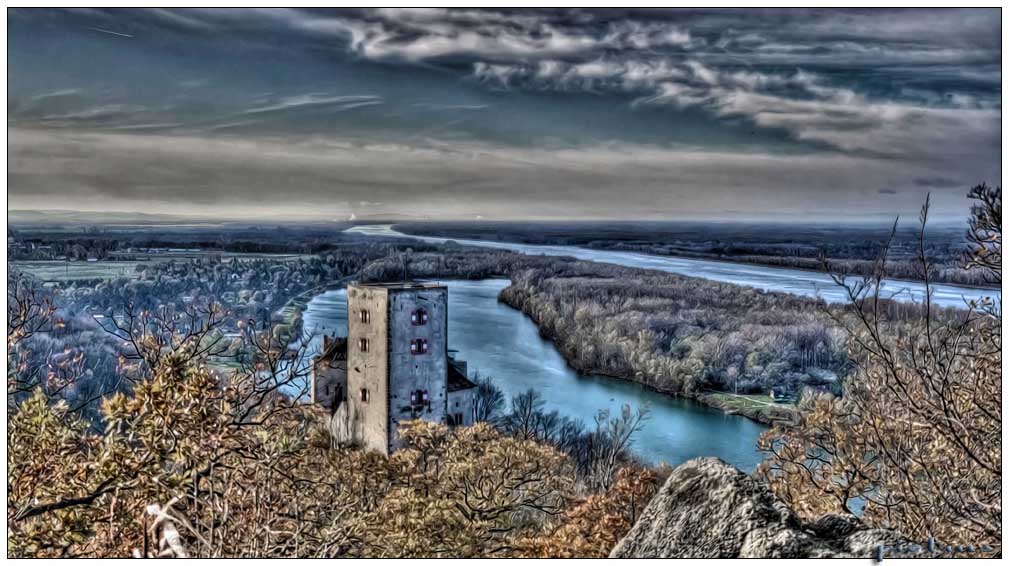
[[758, 186, 1001, 550]]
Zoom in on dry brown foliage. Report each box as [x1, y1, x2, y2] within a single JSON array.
[[510, 466, 660, 557], [8, 355, 581, 557], [758, 186, 1001, 551]]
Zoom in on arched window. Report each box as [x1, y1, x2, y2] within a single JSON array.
[[359, 309, 371, 324], [359, 337, 369, 352], [411, 307, 429, 326]]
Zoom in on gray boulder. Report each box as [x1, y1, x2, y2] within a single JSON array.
[[610, 457, 899, 558]]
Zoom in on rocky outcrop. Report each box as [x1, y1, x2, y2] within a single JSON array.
[[610, 457, 899, 558]]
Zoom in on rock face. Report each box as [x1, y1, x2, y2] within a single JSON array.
[[610, 457, 899, 558]]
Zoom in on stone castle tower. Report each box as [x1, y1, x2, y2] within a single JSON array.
[[312, 282, 475, 455]]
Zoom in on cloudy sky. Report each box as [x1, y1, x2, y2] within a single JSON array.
[[7, 8, 1001, 221]]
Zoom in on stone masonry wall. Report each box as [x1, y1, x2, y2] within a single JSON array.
[[346, 285, 390, 454]]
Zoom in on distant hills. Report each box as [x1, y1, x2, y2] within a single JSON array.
[[7, 209, 429, 228], [8, 209, 201, 227]]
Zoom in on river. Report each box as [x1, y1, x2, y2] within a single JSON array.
[[301, 279, 766, 471], [345, 224, 996, 309], [310, 224, 992, 470]]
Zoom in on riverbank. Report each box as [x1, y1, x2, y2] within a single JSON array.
[[572, 369, 794, 425], [694, 392, 795, 425], [276, 277, 353, 332], [495, 269, 838, 427], [507, 311, 797, 426]]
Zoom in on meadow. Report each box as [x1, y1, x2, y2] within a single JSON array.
[[11, 252, 311, 282]]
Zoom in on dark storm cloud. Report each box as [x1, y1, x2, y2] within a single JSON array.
[[6, 8, 1001, 220]]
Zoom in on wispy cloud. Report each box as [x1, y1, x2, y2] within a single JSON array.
[[413, 103, 489, 111], [88, 26, 133, 38], [38, 103, 147, 123], [248, 8, 999, 163], [241, 94, 382, 114], [472, 53, 998, 160], [28, 88, 82, 102]]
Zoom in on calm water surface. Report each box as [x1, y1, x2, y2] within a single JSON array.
[[302, 279, 766, 470]]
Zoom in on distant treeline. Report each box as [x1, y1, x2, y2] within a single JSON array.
[[6, 224, 369, 260], [396, 221, 992, 288]]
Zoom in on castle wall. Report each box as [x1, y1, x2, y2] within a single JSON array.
[[447, 387, 476, 427], [346, 285, 390, 454], [386, 287, 449, 452], [311, 356, 347, 410]]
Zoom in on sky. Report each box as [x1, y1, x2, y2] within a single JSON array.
[[7, 8, 1002, 222]]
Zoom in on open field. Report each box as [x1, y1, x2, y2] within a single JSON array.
[[11, 252, 312, 282], [697, 392, 797, 425], [10, 260, 148, 281]]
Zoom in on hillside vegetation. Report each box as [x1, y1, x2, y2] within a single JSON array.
[[758, 186, 1001, 551], [7, 287, 660, 557]]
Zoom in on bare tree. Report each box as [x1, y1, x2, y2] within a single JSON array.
[[964, 183, 1001, 285], [97, 301, 230, 378], [7, 270, 92, 408], [471, 373, 505, 424], [226, 314, 317, 426], [759, 187, 1001, 549], [7, 271, 55, 351], [586, 404, 650, 491]]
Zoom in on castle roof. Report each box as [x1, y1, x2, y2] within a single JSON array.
[[351, 281, 445, 291], [448, 362, 477, 392], [316, 335, 347, 363]]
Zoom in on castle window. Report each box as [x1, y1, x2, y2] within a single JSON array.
[[411, 308, 429, 326], [359, 337, 369, 352], [410, 338, 429, 355], [360, 388, 370, 403], [359, 309, 371, 324], [410, 389, 430, 406]]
